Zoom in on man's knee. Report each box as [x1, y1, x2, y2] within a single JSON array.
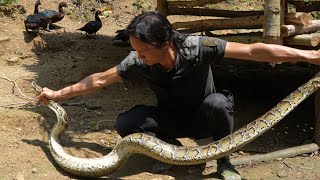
[[114, 113, 131, 137], [203, 93, 233, 112], [114, 105, 159, 137]]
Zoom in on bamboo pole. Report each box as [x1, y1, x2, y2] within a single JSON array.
[[231, 143, 319, 166], [205, 143, 319, 168]]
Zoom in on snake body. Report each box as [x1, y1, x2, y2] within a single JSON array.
[[33, 72, 320, 178]]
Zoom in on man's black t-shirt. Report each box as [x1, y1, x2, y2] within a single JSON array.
[[116, 36, 227, 114]]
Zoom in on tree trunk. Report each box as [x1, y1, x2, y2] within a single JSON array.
[[281, 20, 320, 37], [285, 12, 312, 26], [284, 33, 320, 47], [264, 0, 283, 44]]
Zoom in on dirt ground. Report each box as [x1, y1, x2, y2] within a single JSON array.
[[1, 0, 320, 179]]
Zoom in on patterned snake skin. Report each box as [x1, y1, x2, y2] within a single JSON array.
[[32, 72, 320, 177]]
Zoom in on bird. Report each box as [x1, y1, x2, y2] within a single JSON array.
[[112, 29, 130, 47], [24, 0, 42, 33], [77, 10, 102, 38], [38, 2, 68, 31]]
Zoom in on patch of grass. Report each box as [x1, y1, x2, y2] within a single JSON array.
[[0, 0, 19, 5], [132, 0, 153, 14], [67, 0, 105, 22], [0, 0, 25, 17], [311, 11, 320, 19]]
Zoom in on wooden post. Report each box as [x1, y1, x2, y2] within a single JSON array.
[[156, 0, 168, 17], [315, 89, 320, 146], [263, 0, 285, 45]]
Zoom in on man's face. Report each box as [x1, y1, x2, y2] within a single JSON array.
[[129, 35, 166, 66]]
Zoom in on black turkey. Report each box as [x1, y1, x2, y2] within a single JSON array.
[[112, 29, 130, 47], [38, 2, 67, 31], [77, 10, 102, 38], [24, 0, 42, 33]]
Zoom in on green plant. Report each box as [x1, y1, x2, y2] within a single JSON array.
[[311, 11, 320, 19], [0, 0, 19, 5], [132, 0, 152, 12]]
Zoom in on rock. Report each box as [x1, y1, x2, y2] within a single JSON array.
[[151, 161, 173, 173], [15, 172, 24, 180], [85, 100, 101, 110], [0, 36, 10, 42], [5, 56, 20, 65], [277, 170, 288, 178], [31, 168, 38, 174]]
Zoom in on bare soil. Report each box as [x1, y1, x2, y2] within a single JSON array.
[[1, 0, 320, 180]]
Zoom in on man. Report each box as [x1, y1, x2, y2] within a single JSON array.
[[38, 11, 320, 179]]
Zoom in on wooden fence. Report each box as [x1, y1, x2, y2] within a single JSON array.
[[156, 0, 320, 149], [157, 0, 320, 47]]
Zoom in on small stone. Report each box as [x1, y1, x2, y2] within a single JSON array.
[[31, 168, 38, 174], [103, 129, 112, 134], [0, 36, 10, 42], [151, 161, 173, 173], [14, 51, 23, 56], [99, 139, 106, 144], [16, 172, 24, 180], [277, 170, 288, 178], [85, 100, 101, 110], [6, 56, 20, 65]]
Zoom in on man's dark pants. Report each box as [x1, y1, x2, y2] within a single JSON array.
[[115, 91, 234, 142]]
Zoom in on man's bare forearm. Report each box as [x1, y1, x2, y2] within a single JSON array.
[[225, 42, 320, 64], [54, 66, 121, 101]]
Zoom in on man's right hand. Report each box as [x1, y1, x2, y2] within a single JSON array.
[[37, 87, 57, 105]]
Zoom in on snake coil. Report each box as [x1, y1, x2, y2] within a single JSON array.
[[32, 72, 320, 177]]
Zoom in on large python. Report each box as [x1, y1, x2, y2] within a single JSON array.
[[32, 72, 320, 178]]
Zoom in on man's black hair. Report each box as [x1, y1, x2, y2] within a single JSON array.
[[125, 11, 186, 49]]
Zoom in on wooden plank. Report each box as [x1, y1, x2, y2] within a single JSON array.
[[166, 0, 224, 8], [205, 31, 266, 44], [172, 15, 264, 33], [167, 7, 264, 17], [315, 89, 320, 146]]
